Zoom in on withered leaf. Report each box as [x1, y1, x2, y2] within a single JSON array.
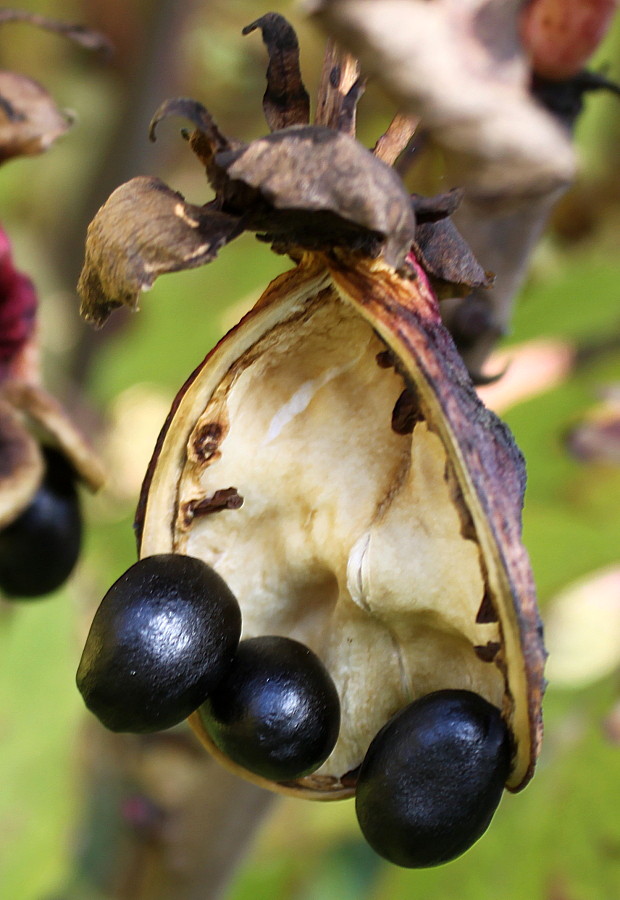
[[0, 72, 72, 162], [78, 176, 242, 327], [243, 13, 310, 131], [217, 125, 416, 268]]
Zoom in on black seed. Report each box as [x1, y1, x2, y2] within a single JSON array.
[[76, 553, 242, 733], [0, 447, 82, 598], [199, 635, 340, 781], [355, 690, 511, 868]]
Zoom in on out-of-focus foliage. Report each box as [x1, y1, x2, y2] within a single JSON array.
[[0, 2, 618, 899]]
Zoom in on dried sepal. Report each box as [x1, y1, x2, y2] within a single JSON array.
[[242, 13, 311, 131], [0, 72, 72, 162], [79, 176, 242, 326], [315, 38, 361, 133], [149, 98, 231, 156], [217, 126, 416, 267], [372, 112, 418, 166]]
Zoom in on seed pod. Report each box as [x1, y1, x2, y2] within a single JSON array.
[[76, 553, 242, 733], [134, 248, 544, 798], [80, 14, 546, 802], [200, 635, 341, 782], [355, 689, 511, 867], [0, 446, 81, 597]]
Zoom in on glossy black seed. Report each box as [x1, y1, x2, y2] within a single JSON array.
[[76, 554, 242, 733], [0, 447, 82, 598], [355, 690, 511, 868], [199, 635, 340, 781]]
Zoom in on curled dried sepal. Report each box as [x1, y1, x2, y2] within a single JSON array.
[[411, 191, 491, 297], [242, 12, 311, 130], [0, 72, 72, 163], [79, 176, 241, 327]]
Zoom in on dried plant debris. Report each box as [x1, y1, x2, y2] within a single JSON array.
[[79, 177, 241, 327], [0, 72, 73, 162], [77, 12, 545, 866], [0, 11, 110, 162]]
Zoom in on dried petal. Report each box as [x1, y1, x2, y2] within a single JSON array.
[[0, 72, 72, 162], [242, 13, 310, 130], [78, 176, 242, 326]]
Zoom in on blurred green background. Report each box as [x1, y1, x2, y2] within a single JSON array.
[[0, 2, 619, 898]]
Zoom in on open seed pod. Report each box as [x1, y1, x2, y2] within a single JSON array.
[[79, 14, 545, 801]]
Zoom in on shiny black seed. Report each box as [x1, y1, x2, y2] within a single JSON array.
[[355, 689, 511, 868], [199, 635, 340, 781], [0, 447, 81, 598], [76, 553, 242, 733]]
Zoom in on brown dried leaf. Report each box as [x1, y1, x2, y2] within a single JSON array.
[[242, 13, 310, 131], [78, 176, 241, 327], [0, 72, 72, 162], [217, 126, 416, 267]]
